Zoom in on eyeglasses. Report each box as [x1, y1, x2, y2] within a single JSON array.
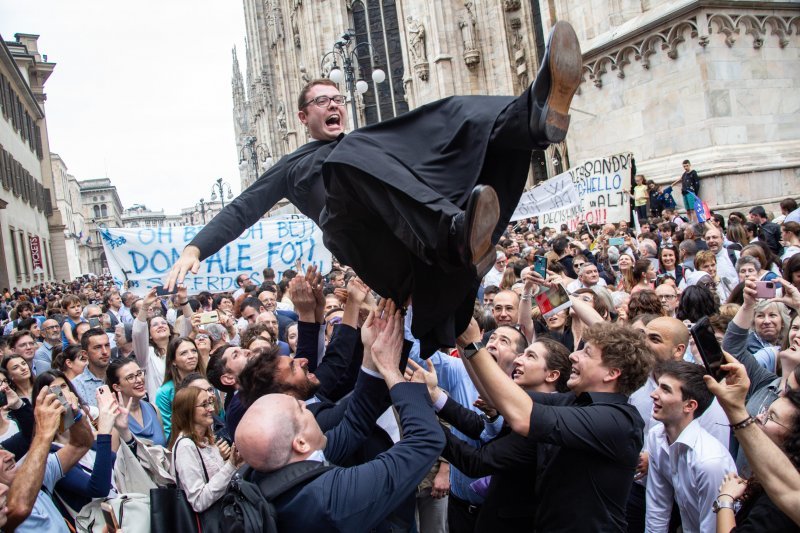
[[195, 399, 216, 410], [15, 342, 35, 348], [196, 334, 209, 341], [757, 406, 790, 430], [0, 379, 8, 386], [658, 294, 677, 301], [151, 320, 168, 327], [123, 369, 146, 383], [573, 263, 586, 269], [302, 94, 346, 108]]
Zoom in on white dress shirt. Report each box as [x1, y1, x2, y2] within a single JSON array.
[[645, 419, 736, 533], [483, 266, 504, 288]]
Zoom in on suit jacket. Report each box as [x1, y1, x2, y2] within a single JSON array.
[[297, 320, 362, 403], [260, 382, 444, 532], [439, 396, 545, 532]]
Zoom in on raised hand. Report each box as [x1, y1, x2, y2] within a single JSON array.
[[370, 303, 404, 385], [165, 245, 201, 292], [770, 277, 800, 312], [703, 352, 750, 418], [406, 359, 441, 402], [288, 275, 316, 321], [34, 387, 65, 440]]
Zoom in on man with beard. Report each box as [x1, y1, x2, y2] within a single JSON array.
[[166, 22, 583, 358]]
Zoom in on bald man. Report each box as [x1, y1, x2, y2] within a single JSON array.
[[236, 309, 445, 532], [625, 317, 731, 530]]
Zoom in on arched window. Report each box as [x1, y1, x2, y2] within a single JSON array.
[[93, 205, 101, 218], [351, 0, 408, 125], [101, 204, 108, 217]]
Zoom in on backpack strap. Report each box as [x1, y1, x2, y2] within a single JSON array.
[[248, 460, 335, 501]]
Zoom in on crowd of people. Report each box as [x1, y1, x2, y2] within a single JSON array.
[[0, 192, 798, 532]]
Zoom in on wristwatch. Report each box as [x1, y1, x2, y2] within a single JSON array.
[[462, 341, 484, 360], [712, 496, 736, 513]]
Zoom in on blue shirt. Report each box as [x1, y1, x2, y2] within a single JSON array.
[[16, 453, 68, 533], [405, 310, 485, 505], [71, 366, 105, 407], [34, 342, 54, 373]]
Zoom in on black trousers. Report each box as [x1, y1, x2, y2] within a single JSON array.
[[447, 495, 481, 533]]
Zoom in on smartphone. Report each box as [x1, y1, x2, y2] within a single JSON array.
[[755, 280, 776, 299], [533, 255, 547, 279], [609, 237, 625, 247], [97, 384, 111, 397], [691, 317, 726, 381], [101, 501, 120, 533], [155, 285, 178, 296], [88, 317, 101, 328], [200, 311, 219, 325], [534, 283, 572, 318], [50, 386, 77, 432]]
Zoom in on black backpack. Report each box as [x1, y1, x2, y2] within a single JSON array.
[[201, 460, 334, 533]]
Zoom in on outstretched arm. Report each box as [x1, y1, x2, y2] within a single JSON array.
[[458, 319, 533, 436]]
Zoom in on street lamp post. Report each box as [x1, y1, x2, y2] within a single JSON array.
[[321, 29, 386, 129], [210, 177, 233, 208], [196, 198, 207, 224], [239, 136, 273, 187]]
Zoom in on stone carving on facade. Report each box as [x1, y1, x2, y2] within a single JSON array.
[[581, 8, 799, 89], [503, 0, 520, 12], [459, 2, 481, 68], [264, 0, 284, 47], [299, 65, 312, 84], [290, 5, 302, 48], [507, 17, 529, 89], [276, 101, 288, 136], [407, 17, 429, 81]]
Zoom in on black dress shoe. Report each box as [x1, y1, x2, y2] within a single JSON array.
[[529, 21, 582, 144], [451, 185, 500, 277]]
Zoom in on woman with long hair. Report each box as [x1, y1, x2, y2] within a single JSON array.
[[658, 244, 684, 285], [616, 252, 636, 292], [726, 223, 749, 251], [715, 390, 800, 532], [133, 287, 191, 399], [630, 258, 656, 294], [676, 285, 719, 324], [107, 356, 166, 447], [2, 356, 34, 401], [169, 386, 243, 513], [155, 336, 205, 440], [52, 345, 89, 383]]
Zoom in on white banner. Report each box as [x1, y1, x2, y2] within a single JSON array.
[[101, 215, 332, 296], [510, 171, 581, 222], [513, 152, 633, 231]]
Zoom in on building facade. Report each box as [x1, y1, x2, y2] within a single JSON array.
[[79, 178, 123, 274], [179, 199, 224, 226], [49, 153, 90, 280], [0, 33, 57, 290], [234, 0, 799, 217], [121, 204, 167, 228]]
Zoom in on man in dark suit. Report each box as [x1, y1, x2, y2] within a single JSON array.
[[236, 305, 445, 532], [166, 22, 582, 359]]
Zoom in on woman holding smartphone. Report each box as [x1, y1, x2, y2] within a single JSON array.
[[169, 386, 243, 513], [106, 357, 166, 447]]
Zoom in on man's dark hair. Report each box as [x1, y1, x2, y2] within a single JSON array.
[[552, 236, 569, 256], [80, 327, 108, 351], [262, 267, 275, 280], [212, 293, 233, 310], [9, 330, 34, 350], [682, 159, 690, 165], [14, 301, 34, 314], [536, 337, 572, 393], [749, 205, 767, 219], [495, 325, 528, 353], [240, 297, 264, 314], [582, 322, 654, 396], [483, 285, 500, 298], [297, 78, 338, 110], [780, 198, 798, 214], [207, 343, 235, 393], [654, 360, 713, 418], [238, 345, 293, 407]]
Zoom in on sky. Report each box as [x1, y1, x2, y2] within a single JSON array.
[[1, 0, 247, 213]]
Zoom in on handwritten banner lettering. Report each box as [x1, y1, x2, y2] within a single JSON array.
[[511, 153, 633, 231], [101, 215, 333, 296]]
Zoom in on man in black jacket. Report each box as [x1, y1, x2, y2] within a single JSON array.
[[460, 320, 653, 532], [166, 22, 582, 359], [749, 205, 783, 256]]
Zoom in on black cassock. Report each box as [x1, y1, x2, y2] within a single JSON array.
[[191, 92, 535, 356]]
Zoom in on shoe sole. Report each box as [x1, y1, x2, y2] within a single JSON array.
[[541, 21, 582, 143], [467, 186, 500, 275]]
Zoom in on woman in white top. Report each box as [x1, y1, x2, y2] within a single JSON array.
[[132, 286, 193, 399], [169, 386, 243, 512]]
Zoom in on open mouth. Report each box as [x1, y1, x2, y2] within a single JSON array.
[[512, 367, 523, 379], [325, 114, 341, 127]]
